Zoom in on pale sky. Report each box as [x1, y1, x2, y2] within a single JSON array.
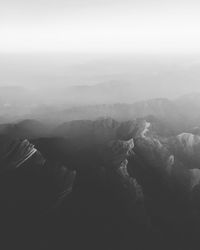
[[0, 0, 200, 53]]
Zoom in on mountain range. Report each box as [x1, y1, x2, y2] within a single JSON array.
[[0, 84, 200, 124], [1, 87, 200, 249], [1, 113, 200, 249]]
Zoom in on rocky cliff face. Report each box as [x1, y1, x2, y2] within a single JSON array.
[[108, 138, 144, 203], [0, 135, 76, 216]]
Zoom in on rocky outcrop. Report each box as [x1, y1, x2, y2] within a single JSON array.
[[106, 138, 149, 231], [0, 138, 39, 172], [169, 133, 200, 169], [0, 135, 76, 215]]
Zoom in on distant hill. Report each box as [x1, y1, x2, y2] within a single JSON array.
[[0, 119, 50, 139], [0, 84, 200, 132], [48, 98, 185, 132]]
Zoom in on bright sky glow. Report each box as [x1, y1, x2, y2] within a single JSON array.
[[0, 0, 200, 53]]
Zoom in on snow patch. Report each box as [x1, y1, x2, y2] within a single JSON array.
[[189, 169, 200, 190], [141, 121, 151, 138], [166, 155, 174, 174]]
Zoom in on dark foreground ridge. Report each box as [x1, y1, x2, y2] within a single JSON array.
[[1, 118, 200, 250]]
